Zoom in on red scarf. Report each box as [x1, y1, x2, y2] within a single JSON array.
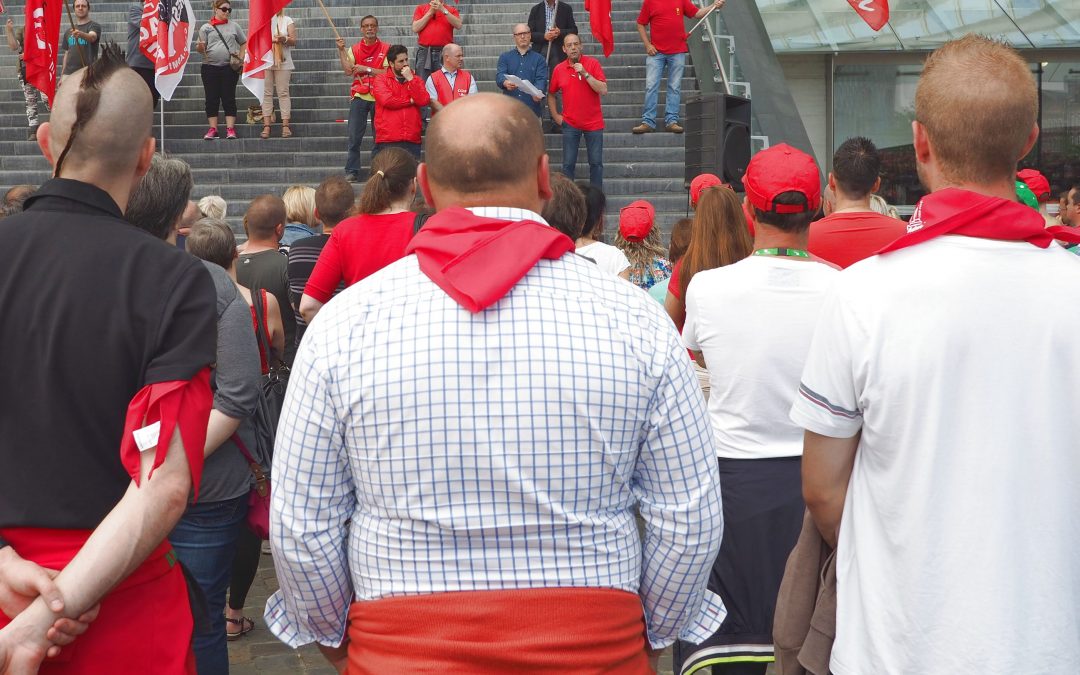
[[209, 17, 228, 26], [405, 207, 574, 313], [354, 38, 384, 61], [878, 187, 1080, 254], [119, 368, 213, 500]]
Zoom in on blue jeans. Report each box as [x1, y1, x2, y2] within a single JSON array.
[[170, 496, 248, 675], [561, 123, 603, 190], [346, 97, 375, 176], [372, 141, 422, 161], [642, 51, 686, 128]]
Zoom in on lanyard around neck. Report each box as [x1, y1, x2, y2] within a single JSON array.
[[753, 247, 810, 258]]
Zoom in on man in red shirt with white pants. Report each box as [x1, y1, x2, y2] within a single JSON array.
[[548, 33, 607, 189], [633, 0, 724, 134]]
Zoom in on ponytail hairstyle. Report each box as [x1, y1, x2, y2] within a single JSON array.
[[358, 147, 418, 215]]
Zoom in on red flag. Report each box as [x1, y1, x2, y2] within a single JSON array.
[[23, 0, 62, 103], [241, 0, 290, 101], [141, 0, 194, 101], [847, 0, 889, 31], [584, 0, 613, 57]]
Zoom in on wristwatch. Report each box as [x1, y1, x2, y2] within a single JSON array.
[[582, 72, 590, 80]]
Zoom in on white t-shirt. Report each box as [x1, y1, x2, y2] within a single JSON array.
[[576, 241, 630, 277], [790, 235, 1080, 675], [684, 255, 836, 459], [272, 15, 294, 70]]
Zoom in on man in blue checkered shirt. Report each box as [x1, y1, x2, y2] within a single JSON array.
[[265, 93, 725, 672]]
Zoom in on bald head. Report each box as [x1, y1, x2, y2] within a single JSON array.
[[244, 195, 287, 243], [424, 93, 547, 208], [46, 45, 152, 180], [442, 43, 463, 72], [915, 35, 1037, 186]]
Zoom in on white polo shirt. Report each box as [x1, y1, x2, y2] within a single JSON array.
[[684, 254, 836, 459], [790, 235, 1080, 675]]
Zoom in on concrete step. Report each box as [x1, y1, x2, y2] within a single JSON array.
[[0, 0, 718, 234]]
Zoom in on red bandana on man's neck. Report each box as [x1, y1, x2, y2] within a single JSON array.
[[405, 207, 574, 313], [210, 17, 229, 25], [878, 187, 1080, 254], [356, 39, 383, 59]]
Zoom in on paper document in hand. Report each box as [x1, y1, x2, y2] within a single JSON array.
[[505, 75, 543, 98]]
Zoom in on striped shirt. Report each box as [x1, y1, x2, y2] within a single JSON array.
[[265, 207, 726, 651]]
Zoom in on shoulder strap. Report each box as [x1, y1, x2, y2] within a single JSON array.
[[251, 289, 272, 362], [209, 23, 238, 56]]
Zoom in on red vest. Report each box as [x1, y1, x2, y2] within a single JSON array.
[[430, 68, 473, 107], [350, 40, 389, 97]]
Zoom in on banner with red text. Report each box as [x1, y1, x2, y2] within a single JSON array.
[[141, 0, 195, 101]]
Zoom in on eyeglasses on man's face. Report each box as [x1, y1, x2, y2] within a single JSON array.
[[513, 31, 529, 37]]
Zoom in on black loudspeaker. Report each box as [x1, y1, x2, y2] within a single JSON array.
[[684, 93, 752, 191]]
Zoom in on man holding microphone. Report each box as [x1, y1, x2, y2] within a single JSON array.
[[548, 33, 607, 189]]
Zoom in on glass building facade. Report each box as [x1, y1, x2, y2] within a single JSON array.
[[754, 1, 1080, 210]]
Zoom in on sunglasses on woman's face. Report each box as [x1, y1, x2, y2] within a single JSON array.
[[218, 6, 232, 11]]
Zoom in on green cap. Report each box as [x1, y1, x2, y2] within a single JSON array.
[[1015, 180, 1039, 210]]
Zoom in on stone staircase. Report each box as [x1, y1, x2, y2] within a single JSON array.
[[0, 0, 703, 231]]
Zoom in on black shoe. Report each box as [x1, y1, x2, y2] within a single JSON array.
[[345, 173, 360, 183], [28, 126, 38, 141]]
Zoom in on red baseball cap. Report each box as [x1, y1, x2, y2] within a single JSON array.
[[690, 173, 728, 206], [743, 143, 821, 214], [1017, 169, 1051, 202], [619, 200, 655, 241]]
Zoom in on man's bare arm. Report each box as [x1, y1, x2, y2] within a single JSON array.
[[0, 426, 193, 659], [802, 430, 859, 548]]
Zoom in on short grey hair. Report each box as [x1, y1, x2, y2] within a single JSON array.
[[186, 217, 237, 270], [198, 194, 227, 220], [125, 154, 193, 240]]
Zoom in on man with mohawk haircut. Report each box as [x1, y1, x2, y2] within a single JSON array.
[[0, 44, 217, 673]]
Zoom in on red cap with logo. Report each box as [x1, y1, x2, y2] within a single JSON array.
[[690, 173, 728, 206], [743, 143, 821, 214], [1017, 169, 1051, 203], [619, 200, 656, 242]]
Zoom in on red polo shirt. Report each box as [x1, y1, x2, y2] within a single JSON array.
[[637, 0, 701, 55], [413, 3, 459, 47], [808, 210, 907, 269], [550, 56, 606, 132]]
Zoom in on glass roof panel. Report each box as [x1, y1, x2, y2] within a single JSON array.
[[757, 0, 1080, 52]]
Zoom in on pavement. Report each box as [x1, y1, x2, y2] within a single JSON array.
[[227, 553, 683, 674]]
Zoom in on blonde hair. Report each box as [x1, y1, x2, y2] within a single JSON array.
[[869, 194, 900, 219], [915, 35, 1037, 184], [198, 194, 227, 220], [282, 185, 317, 228], [616, 226, 668, 278]]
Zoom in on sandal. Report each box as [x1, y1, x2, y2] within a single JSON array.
[[281, 124, 292, 138], [260, 125, 271, 139], [225, 615, 255, 640]]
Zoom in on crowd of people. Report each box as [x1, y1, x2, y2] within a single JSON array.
[[7, 0, 737, 195], [3, 15, 1080, 675]]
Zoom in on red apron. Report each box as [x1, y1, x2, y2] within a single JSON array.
[[0, 528, 196, 675]]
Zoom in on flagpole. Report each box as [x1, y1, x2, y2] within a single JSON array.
[[685, 2, 718, 39], [313, 0, 342, 42], [544, 0, 557, 64], [160, 98, 165, 154], [61, 0, 86, 66]]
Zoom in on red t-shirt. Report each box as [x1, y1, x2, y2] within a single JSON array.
[[303, 212, 417, 302], [413, 3, 459, 47], [550, 56, 606, 132], [637, 0, 700, 55], [808, 211, 907, 269]]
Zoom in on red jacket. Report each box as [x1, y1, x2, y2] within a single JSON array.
[[373, 70, 431, 145]]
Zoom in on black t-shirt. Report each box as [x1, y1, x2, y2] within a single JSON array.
[[62, 20, 103, 75], [0, 179, 217, 529], [237, 248, 296, 365]]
